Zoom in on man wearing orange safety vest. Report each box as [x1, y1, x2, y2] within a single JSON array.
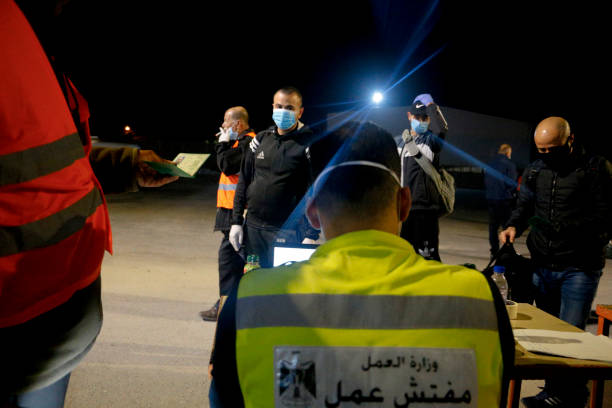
[[200, 107, 255, 321], [1, 1, 176, 405]]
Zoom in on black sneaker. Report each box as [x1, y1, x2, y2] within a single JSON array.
[[521, 389, 587, 408], [199, 299, 220, 322]]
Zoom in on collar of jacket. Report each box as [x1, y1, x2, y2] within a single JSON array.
[[311, 229, 414, 261], [414, 129, 433, 143], [238, 128, 255, 140], [274, 121, 306, 138], [536, 145, 587, 172]]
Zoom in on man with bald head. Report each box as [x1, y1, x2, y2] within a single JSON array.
[[501, 117, 612, 407], [200, 107, 255, 321]]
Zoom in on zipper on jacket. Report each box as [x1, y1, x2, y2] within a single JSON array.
[[546, 173, 557, 251]]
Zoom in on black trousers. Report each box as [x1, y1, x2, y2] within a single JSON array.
[[487, 199, 513, 255], [400, 210, 441, 261], [218, 230, 245, 296], [244, 225, 299, 269]]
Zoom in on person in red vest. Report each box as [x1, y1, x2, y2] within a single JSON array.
[[0, 1, 176, 406], [200, 107, 255, 321]]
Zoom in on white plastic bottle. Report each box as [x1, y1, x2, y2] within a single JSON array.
[[491, 265, 509, 302]]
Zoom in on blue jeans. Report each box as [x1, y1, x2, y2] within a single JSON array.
[[532, 266, 602, 402], [5, 374, 71, 408], [208, 379, 222, 408], [532, 266, 602, 330]]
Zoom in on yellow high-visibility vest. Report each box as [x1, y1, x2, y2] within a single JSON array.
[[235, 230, 504, 407]]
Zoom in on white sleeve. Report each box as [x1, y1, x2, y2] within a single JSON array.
[[416, 143, 434, 162]]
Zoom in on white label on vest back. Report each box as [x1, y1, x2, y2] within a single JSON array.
[[274, 346, 477, 407]]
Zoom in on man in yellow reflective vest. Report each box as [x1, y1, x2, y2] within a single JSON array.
[[200, 107, 255, 321], [209, 121, 514, 407]]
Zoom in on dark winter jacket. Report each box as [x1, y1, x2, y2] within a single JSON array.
[[506, 148, 612, 270], [484, 154, 518, 201], [215, 129, 254, 176], [232, 124, 318, 240], [214, 129, 254, 231], [398, 103, 449, 212]]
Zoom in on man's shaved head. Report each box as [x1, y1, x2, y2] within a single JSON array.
[[275, 86, 303, 107], [226, 106, 249, 124], [534, 117, 571, 150]]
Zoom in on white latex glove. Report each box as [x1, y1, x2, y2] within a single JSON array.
[[218, 127, 230, 143], [401, 130, 420, 156], [401, 129, 411, 143], [229, 225, 243, 251], [302, 238, 317, 245]]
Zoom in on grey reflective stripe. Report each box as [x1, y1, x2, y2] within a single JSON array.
[[0, 187, 103, 257], [0, 133, 85, 186], [237, 294, 497, 331], [218, 184, 237, 191]]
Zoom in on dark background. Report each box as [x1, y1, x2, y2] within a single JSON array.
[[30, 0, 609, 160]]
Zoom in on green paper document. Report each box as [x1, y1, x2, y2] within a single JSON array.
[[145, 153, 210, 178]]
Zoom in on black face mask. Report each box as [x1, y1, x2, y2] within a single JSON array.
[[538, 141, 571, 170]]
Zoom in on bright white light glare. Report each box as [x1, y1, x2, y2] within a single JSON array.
[[372, 91, 383, 104], [124, 125, 131, 132]]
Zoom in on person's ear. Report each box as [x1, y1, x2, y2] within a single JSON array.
[[305, 198, 321, 229], [398, 187, 411, 222], [296, 107, 304, 121]]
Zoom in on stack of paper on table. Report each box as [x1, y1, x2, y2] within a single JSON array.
[[513, 329, 612, 363]]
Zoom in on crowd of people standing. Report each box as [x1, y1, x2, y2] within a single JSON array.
[[204, 87, 611, 408], [2, 0, 611, 407]]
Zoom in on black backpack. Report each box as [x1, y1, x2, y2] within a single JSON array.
[[482, 243, 535, 304]]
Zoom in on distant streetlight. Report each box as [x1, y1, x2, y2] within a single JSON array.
[[124, 125, 131, 132], [372, 91, 383, 104]]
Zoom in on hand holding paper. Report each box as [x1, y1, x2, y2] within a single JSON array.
[[144, 153, 210, 178], [136, 150, 179, 187]]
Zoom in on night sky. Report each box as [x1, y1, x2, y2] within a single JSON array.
[[37, 0, 609, 158]]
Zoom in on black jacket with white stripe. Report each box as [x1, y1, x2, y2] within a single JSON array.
[[232, 124, 317, 239]]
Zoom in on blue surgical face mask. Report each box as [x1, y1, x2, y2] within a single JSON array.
[[410, 118, 429, 134], [228, 126, 238, 140], [273, 109, 297, 130]]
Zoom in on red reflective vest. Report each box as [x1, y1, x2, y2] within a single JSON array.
[[0, 0, 111, 327], [217, 132, 255, 209]]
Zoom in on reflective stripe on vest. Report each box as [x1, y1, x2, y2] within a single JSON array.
[[234, 230, 504, 408], [217, 131, 255, 209], [0, 132, 84, 186], [236, 294, 498, 331], [0, 1, 110, 327], [0, 187, 103, 257], [0, 138, 107, 327]]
